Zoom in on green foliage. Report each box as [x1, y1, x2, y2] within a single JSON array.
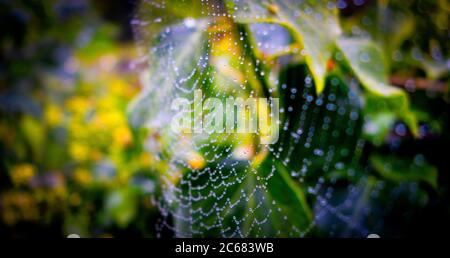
[[370, 154, 438, 189]]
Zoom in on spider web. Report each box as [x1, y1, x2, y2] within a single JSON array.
[[129, 0, 378, 238]]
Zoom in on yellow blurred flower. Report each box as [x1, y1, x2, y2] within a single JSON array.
[[10, 163, 35, 186], [73, 168, 92, 186], [68, 122, 90, 139], [69, 143, 90, 162], [1, 191, 39, 225], [117, 170, 131, 185], [186, 152, 206, 170], [90, 149, 103, 161], [113, 125, 132, 147], [138, 152, 152, 167], [54, 184, 68, 198], [110, 79, 127, 96], [69, 192, 82, 206], [97, 96, 118, 112], [45, 104, 63, 127], [66, 96, 90, 114], [93, 110, 123, 129]]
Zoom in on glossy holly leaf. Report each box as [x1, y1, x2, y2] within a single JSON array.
[[337, 37, 401, 96], [336, 37, 418, 136], [228, 0, 341, 95]]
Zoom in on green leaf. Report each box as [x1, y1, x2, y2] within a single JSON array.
[[337, 37, 401, 96], [336, 37, 418, 136], [228, 0, 341, 95], [370, 154, 438, 189]]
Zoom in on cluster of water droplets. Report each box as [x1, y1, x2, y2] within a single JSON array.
[[130, 0, 379, 237]]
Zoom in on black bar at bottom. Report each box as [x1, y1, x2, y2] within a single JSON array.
[[2, 238, 443, 257]]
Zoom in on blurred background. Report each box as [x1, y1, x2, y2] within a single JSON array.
[[0, 0, 157, 237], [0, 0, 449, 238]]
